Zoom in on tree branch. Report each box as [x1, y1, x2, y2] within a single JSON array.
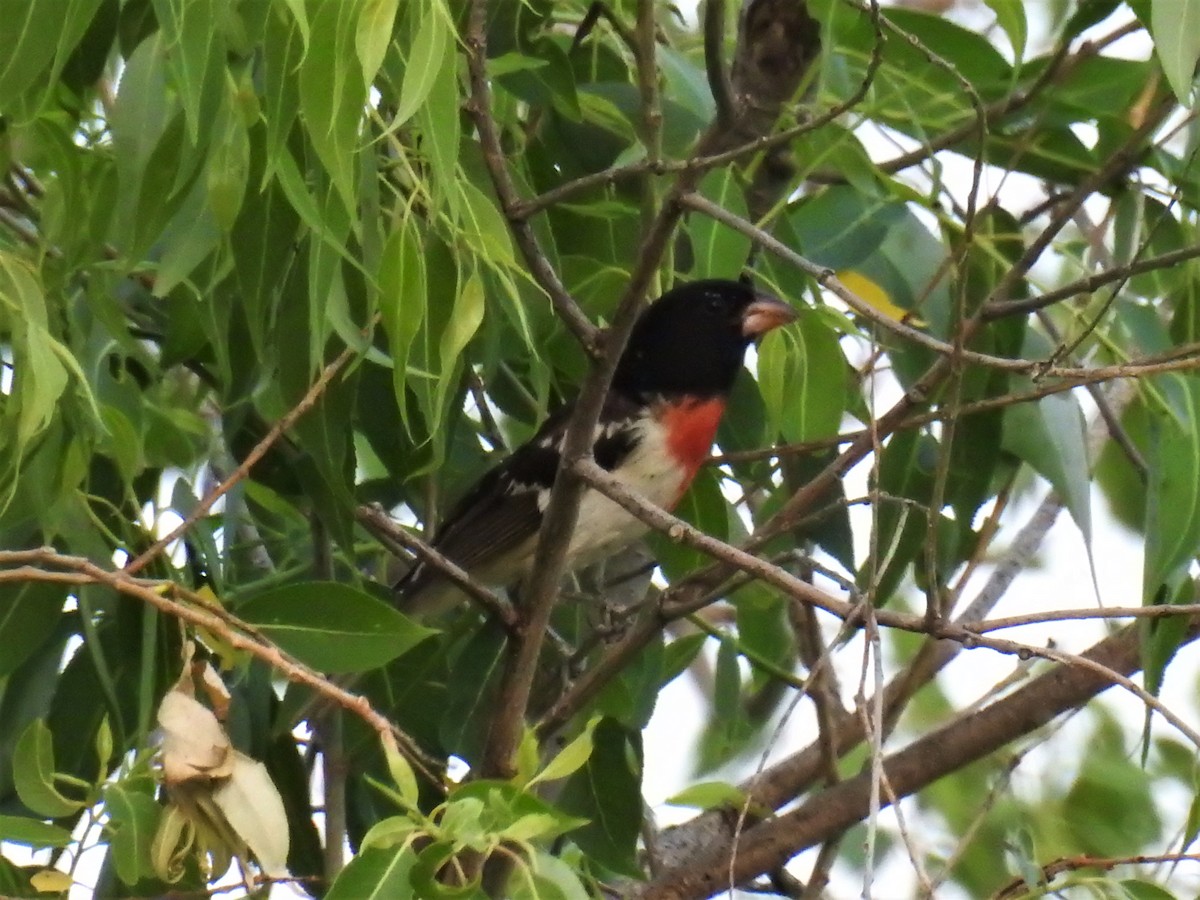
[[703, 0, 736, 127], [356, 504, 518, 629], [635, 619, 1200, 898], [0, 549, 443, 783]]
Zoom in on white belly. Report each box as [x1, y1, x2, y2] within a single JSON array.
[[562, 417, 684, 567]]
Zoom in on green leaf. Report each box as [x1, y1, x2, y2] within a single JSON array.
[[1063, 719, 1161, 855], [699, 637, 754, 769], [1143, 374, 1200, 604], [0, 0, 103, 115], [860, 430, 935, 604], [206, 78, 251, 230], [757, 312, 844, 444], [0, 581, 66, 679], [94, 717, 113, 782], [0, 815, 73, 849], [458, 180, 517, 267], [0, 255, 71, 449], [298, 1, 365, 213], [356, 0, 400, 87], [1120, 880, 1178, 899], [652, 466, 729, 578], [151, 175, 222, 297], [13, 719, 86, 818], [790, 188, 908, 272], [438, 796, 490, 849], [434, 269, 486, 419], [440, 625, 507, 763], [261, 2, 304, 178], [391, 4, 450, 128], [595, 630, 665, 731], [410, 842, 479, 898], [983, 0, 1027, 61], [327, 846, 416, 900], [450, 780, 588, 843], [379, 214, 427, 433], [557, 718, 643, 878], [510, 851, 591, 900], [1062, 0, 1122, 40], [666, 781, 751, 812], [412, 27, 461, 212], [689, 169, 750, 280], [151, 0, 223, 145], [360, 815, 421, 851], [528, 717, 599, 787], [661, 632, 707, 687], [1002, 389, 1091, 543], [103, 784, 161, 886], [238, 582, 435, 673], [381, 734, 420, 809], [1150, 0, 1200, 106]]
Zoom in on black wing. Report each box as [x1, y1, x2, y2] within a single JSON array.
[[393, 392, 642, 606]]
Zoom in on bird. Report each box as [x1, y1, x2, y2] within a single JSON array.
[[394, 278, 797, 617]]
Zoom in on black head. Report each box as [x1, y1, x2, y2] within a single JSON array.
[[611, 279, 796, 398]]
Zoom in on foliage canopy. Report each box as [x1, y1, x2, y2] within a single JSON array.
[[2, 0, 1200, 897]]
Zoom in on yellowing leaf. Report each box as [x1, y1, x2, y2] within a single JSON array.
[[212, 753, 291, 878], [156, 690, 232, 783], [193, 585, 222, 607], [434, 271, 485, 419], [30, 869, 74, 893], [150, 805, 192, 883], [528, 717, 599, 787], [381, 732, 419, 808], [837, 270, 924, 326]]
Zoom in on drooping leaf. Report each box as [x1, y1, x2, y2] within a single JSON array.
[[689, 169, 751, 280], [1142, 374, 1200, 605], [757, 311, 845, 445], [556, 718, 643, 878], [391, 3, 450, 128], [298, 1, 366, 213], [1150, 0, 1200, 106]]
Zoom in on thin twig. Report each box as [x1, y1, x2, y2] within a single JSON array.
[[125, 343, 361, 576], [633, 618, 1200, 898], [462, 1, 599, 355], [356, 504, 518, 629], [993, 852, 1200, 899], [0, 548, 443, 781]]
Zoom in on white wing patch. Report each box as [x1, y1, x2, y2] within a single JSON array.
[[484, 415, 689, 584]]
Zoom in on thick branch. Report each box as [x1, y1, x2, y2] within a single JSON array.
[[636, 619, 1200, 898]]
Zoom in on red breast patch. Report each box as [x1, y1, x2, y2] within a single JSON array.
[[660, 396, 727, 492]]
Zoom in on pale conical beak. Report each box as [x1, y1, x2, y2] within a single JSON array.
[[742, 294, 798, 338]]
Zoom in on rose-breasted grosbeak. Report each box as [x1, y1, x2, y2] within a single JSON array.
[[394, 278, 796, 615]]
